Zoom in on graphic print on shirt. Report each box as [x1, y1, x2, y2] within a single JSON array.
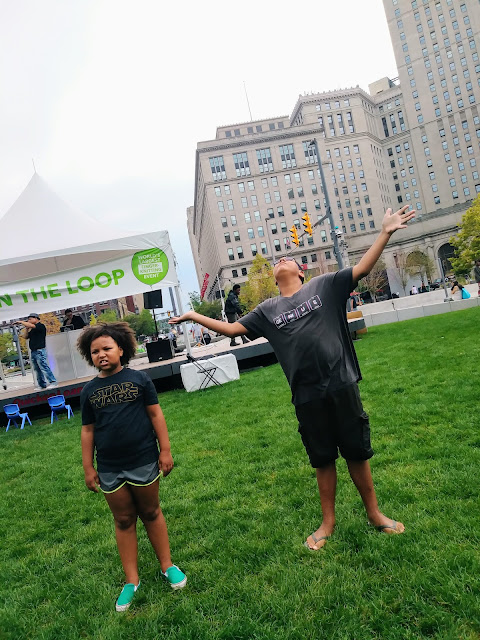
[[273, 295, 322, 329], [89, 382, 140, 409]]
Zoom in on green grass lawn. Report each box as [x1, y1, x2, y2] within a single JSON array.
[[1, 308, 480, 640]]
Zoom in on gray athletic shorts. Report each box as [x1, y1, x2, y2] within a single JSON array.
[[98, 461, 161, 494]]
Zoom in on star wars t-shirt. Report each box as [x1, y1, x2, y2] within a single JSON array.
[[238, 268, 361, 406], [80, 368, 159, 472]]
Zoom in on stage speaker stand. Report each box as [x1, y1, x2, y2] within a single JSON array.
[[146, 340, 174, 363]]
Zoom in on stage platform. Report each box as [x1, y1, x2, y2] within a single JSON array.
[[0, 338, 276, 415]]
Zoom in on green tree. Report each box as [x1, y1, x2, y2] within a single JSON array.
[[0, 333, 15, 362], [450, 194, 480, 276], [124, 309, 156, 337], [241, 254, 277, 312], [90, 309, 118, 325], [406, 249, 435, 284], [188, 291, 222, 319], [359, 258, 388, 303]]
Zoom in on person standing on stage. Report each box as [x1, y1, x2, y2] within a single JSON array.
[[16, 314, 57, 390]]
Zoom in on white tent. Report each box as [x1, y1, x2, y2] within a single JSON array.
[[0, 174, 179, 323]]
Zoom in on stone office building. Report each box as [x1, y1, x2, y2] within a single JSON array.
[[188, 0, 479, 298]]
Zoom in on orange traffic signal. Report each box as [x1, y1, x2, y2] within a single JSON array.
[[290, 225, 299, 247], [302, 212, 313, 236]]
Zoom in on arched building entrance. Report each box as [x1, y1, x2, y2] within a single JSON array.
[[437, 243, 456, 275]]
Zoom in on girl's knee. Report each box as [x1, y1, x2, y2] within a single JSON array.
[[114, 513, 137, 530], [139, 505, 161, 523]]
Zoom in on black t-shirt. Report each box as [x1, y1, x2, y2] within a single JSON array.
[[63, 315, 85, 330], [80, 368, 160, 472], [28, 322, 47, 350], [238, 268, 360, 406]]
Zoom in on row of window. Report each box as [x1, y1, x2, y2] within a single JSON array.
[[317, 112, 355, 137], [224, 121, 285, 138], [315, 99, 351, 111], [212, 144, 321, 181]]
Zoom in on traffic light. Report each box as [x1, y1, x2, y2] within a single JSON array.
[[302, 212, 313, 236], [290, 225, 299, 247]]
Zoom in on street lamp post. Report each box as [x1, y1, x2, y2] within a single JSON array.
[[309, 138, 344, 271]]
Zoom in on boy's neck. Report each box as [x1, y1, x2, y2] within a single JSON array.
[[278, 278, 303, 298]]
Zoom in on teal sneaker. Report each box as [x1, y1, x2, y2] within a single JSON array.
[[115, 582, 140, 612], [162, 565, 187, 590]]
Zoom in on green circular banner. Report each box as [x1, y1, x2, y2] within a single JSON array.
[[131, 248, 169, 285]]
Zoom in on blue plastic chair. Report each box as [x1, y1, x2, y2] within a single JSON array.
[[4, 404, 32, 431], [48, 395, 74, 424]]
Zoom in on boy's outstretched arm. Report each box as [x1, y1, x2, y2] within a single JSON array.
[[352, 205, 415, 284], [168, 310, 248, 338]]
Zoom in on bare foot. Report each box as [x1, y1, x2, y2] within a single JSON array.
[[304, 523, 335, 550], [369, 513, 405, 534]]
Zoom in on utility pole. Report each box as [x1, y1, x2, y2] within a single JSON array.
[[309, 138, 344, 270]]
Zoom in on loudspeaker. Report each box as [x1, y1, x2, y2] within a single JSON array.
[[143, 290, 163, 309], [146, 340, 173, 363]]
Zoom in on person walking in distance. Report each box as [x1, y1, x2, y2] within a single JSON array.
[[169, 205, 415, 550], [225, 284, 248, 347], [16, 314, 57, 390]]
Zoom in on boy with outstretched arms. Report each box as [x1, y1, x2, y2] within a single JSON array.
[[170, 205, 414, 549]]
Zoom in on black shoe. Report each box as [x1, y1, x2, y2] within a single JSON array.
[[230, 342, 239, 347]]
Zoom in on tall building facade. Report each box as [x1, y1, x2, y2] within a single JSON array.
[[188, 0, 480, 298]]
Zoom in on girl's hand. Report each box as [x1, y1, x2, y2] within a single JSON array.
[[382, 205, 415, 235], [159, 451, 174, 477], [84, 467, 100, 492]]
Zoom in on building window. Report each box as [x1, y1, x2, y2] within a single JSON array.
[[232, 269, 238, 277], [224, 233, 231, 243], [251, 244, 257, 256], [233, 152, 250, 177], [210, 156, 226, 181], [257, 226, 264, 237], [227, 248, 234, 261], [236, 246, 244, 259], [256, 148, 273, 173], [277, 206, 284, 217], [279, 144, 296, 169], [303, 141, 317, 164], [274, 239, 281, 252], [260, 242, 267, 255], [247, 228, 255, 239], [227, 199, 234, 210], [217, 201, 225, 212]]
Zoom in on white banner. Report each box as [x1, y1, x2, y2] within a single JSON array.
[[0, 243, 178, 323]]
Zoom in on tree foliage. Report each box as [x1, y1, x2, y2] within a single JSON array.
[[450, 194, 480, 276], [406, 249, 435, 283], [188, 291, 222, 319], [0, 333, 15, 362], [89, 309, 118, 325], [40, 312, 61, 335], [124, 309, 156, 337], [359, 259, 388, 302], [241, 254, 277, 312]]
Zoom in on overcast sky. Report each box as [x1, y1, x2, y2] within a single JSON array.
[[0, 0, 398, 298]]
